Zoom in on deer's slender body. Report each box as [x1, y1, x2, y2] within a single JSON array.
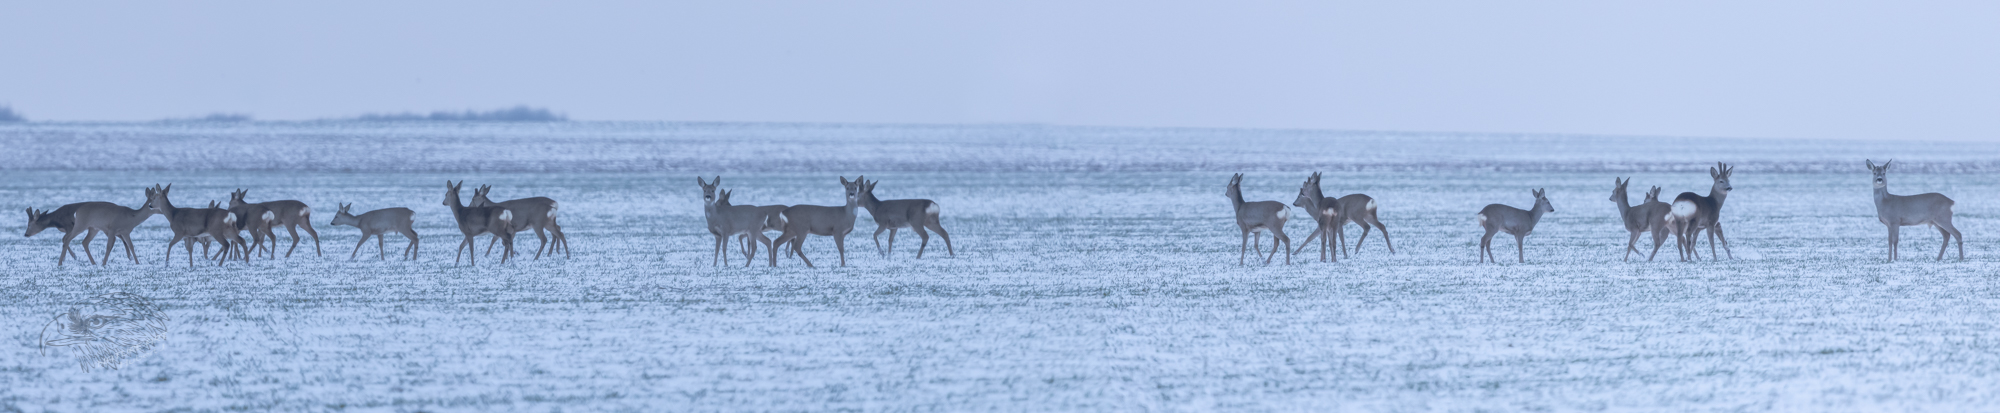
[[1610, 178, 1674, 262], [330, 203, 419, 261], [770, 176, 863, 268], [444, 181, 514, 265], [471, 185, 568, 259], [1290, 172, 1340, 263], [1668, 163, 1734, 261], [710, 190, 776, 267], [1226, 174, 1291, 265], [1867, 160, 1962, 261], [68, 195, 158, 266], [1477, 189, 1555, 264], [27, 202, 116, 265], [1334, 194, 1393, 256], [856, 178, 953, 259], [228, 189, 319, 258]]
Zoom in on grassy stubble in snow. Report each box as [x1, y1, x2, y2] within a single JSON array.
[[2, 125, 1999, 411]]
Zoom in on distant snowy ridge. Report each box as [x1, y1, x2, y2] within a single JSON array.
[[3, 122, 1997, 173]]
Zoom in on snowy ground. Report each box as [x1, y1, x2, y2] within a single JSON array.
[[3, 123, 1999, 411]]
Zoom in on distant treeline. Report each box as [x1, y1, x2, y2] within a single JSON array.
[[0, 105, 23, 122], [348, 106, 567, 122]]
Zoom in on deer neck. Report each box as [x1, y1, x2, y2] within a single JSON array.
[[1708, 186, 1728, 208], [857, 192, 882, 214], [1527, 205, 1547, 225], [1613, 193, 1632, 215], [1872, 182, 1889, 204], [1227, 188, 1245, 211]]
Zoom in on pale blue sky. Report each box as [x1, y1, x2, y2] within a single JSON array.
[[2, 1, 1996, 140]]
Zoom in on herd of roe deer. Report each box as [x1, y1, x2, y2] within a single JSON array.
[[18, 160, 1967, 268]]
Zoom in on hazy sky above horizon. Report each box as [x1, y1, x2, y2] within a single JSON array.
[[2, 1, 1997, 140]]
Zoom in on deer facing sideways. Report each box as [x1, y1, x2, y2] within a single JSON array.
[[1477, 188, 1555, 264], [856, 178, 953, 259], [330, 203, 419, 261]]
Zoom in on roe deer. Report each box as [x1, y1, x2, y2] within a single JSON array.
[[145, 185, 245, 267], [856, 178, 953, 259], [711, 190, 776, 267], [770, 176, 863, 268], [470, 185, 568, 259], [1669, 162, 1734, 261], [1334, 193, 1392, 257], [206, 200, 252, 264], [698, 176, 728, 266], [1610, 178, 1673, 262], [1226, 173, 1291, 265], [1477, 188, 1555, 264], [1638, 186, 1676, 261], [229, 189, 319, 258], [27, 202, 114, 265], [68, 192, 159, 266], [1867, 159, 1962, 261], [1289, 172, 1340, 263], [226, 189, 277, 259], [330, 203, 419, 260], [444, 181, 514, 265]]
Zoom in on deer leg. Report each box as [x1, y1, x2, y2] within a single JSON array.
[[1294, 225, 1322, 255], [1279, 230, 1292, 265], [1625, 232, 1640, 262], [1253, 232, 1262, 256], [500, 232, 515, 264], [532, 226, 548, 260], [1942, 218, 1964, 260], [1354, 224, 1371, 254], [1478, 230, 1493, 264], [1239, 231, 1250, 266], [1338, 222, 1351, 259], [1886, 225, 1898, 262], [925, 220, 954, 257], [888, 228, 900, 258], [100, 233, 116, 266], [835, 233, 849, 267], [1934, 224, 1950, 261], [459, 236, 475, 266], [795, 234, 815, 268], [402, 229, 420, 260], [123, 235, 139, 264], [873, 227, 887, 256], [1515, 233, 1527, 263], [914, 226, 932, 259], [1264, 230, 1280, 262], [351, 234, 369, 260], [1712, 223, 1733, 260], [1647, 228, 1668, 262], [283, 224, 302, 258], [298, 221, 321, 257], [1374, 220, 1395, 254], [83, 229, 103, 265], [378, 233, 389, 260], [186, 237, 197, 268]]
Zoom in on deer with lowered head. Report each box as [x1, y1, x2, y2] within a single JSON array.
[[26, 202, 116, 265], [444, 180, 514, 265], [1477, 188, 1555, 264], [330, 203, 419, 260], [1225, 173, 1291, 265], [856, 178, 953, 259], [1667, 162, 1734, 261], [1867, 159, 1962, 261]]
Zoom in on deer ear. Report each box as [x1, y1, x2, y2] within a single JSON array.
[[1882, 160, 1892, 171]]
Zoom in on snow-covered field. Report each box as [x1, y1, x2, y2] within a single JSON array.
[[4, 122, 1999, 411]]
